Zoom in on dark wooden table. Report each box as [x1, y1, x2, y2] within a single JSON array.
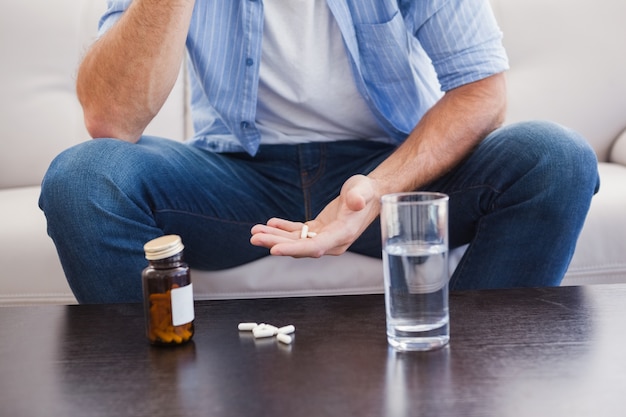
[[1, 284, 626, 417]]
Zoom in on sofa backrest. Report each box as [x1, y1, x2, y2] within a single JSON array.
[[491, 0, 626, 161], [0, 0, 186, 189]]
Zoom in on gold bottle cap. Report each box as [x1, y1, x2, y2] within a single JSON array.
[[144, 235, 184, 260]]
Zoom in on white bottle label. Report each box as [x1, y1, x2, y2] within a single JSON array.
[[171, 283, 195, 326]]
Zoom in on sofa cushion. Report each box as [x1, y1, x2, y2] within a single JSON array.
[[192, 254, 385, 300], [563, 162, 626, 286], [191, 245, 467, 300], [0, 187, 74, 304]]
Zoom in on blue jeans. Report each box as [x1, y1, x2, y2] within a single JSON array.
[[39, 121, 599, 303]]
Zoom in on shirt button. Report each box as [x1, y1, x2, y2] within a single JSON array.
[[241, 121, 250, 129], [246, 58, 254, 66]]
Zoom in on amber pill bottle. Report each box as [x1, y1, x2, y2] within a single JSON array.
[[142, 235, 195, 346]]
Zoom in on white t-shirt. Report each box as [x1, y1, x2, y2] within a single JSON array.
[[256, 0, 389, 144]]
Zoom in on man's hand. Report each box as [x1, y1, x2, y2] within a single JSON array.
[[251, 73, 507, 259], [250, 175, 381, 257]]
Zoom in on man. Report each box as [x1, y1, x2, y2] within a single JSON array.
[[39, 0, 599, 303]]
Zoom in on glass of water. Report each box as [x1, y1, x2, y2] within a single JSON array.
[[380, 192, 450, 351]]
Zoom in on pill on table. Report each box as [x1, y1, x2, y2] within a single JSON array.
[[256, 323, 279, 334], [277, 325, 295, 335], [238, 322, 258, 331], [300, 224, 309, 239], [263, 324, 278, 334], [277, 333, 293, 345], [253, 326, 276, 339]]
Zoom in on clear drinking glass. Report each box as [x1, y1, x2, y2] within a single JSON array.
[[380, 192, 450, 351]]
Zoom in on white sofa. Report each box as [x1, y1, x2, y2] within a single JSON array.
[[2, 0, 626, 305]]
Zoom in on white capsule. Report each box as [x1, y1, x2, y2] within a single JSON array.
[[300, 224, 309, 239], [307, 232, 317, 238], [277, 325, 295, 335], [277, 333, 293, 345], [252, 326, 276, 338], [252, 323, 279, 338], [238, 322, 258, 331], [257, 323, 278, 334]]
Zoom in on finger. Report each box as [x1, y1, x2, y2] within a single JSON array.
[[270, 237, 326, 258], [251, 224, 328, 255], [266, 217, 304, 232], [250, 224, 299, 240], [346, 189, 367, 211], [263, 218, 324, 240], [251, 223, 284, 236], [250, 231, 299, 249], [270, 232, 351, 257]]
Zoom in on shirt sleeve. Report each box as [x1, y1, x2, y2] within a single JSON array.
[[98, 0, 132, 36], [405, 0, 509, 92]]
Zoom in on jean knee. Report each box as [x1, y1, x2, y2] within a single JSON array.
[[500, 121, 599, 192], [40, 139, 137, 214], [538, 121, 598, 195], [40, 141, 87, 212]]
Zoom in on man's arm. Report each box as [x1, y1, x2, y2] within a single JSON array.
[[76, 0, 195, 142], [368, 72, 507, 197], [250, 72, 507, 257]]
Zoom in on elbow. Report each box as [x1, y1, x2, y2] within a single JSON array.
[[77, 75, 146, 143], [82, 109, 142, 143], [492, 72, 508, 129], [78, 86, 147, 142]]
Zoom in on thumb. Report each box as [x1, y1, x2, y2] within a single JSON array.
[[343, 175, 376, 212]]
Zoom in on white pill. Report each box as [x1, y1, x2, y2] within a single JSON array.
[[277, 333, 293, 345], [257, 323, 278, 334], [238, 322, 258, 331], [263, 324, 278, 334], [277, 325, 295, 335], [307, 232, 317, 238], [300, 224, 309, 239], [253, 326, 276, 338]]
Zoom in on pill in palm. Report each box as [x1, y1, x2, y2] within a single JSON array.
[[300, 225, 309, 239]]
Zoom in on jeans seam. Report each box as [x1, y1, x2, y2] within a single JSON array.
[[153, 208, 259, 227], [299, 144, 328, 220], [447, 185, 502, 291]]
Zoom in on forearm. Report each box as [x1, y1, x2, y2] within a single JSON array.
[[368, 72, 507, 197], [76, 0, 195, 142]]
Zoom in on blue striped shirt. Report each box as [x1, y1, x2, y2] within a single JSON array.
[[100, 0, 508, 155]]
